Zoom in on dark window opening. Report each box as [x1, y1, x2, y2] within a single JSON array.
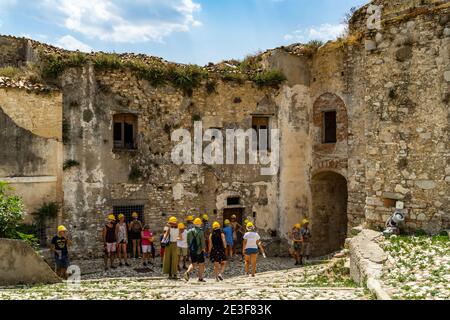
[[113, 114, 137, 150], [227, 197, 240, 206], [252, 116, 270, 151], [323, 111, 337, 144], [113, 205, 145, 224]]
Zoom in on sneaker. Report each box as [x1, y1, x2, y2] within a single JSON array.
[[198, 278, 206, 283], [218, 274, 224, 281], [183, 272, 190, 282], [125, 262, 130, 267], [119, 262, 123, 267]]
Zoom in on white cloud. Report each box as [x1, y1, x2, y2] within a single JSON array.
[[42, 0, 202, 43], [284, 23, 347, 43], [55, 35, 92, 52]]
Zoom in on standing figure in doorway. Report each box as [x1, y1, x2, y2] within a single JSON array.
[[128, 212, 143, 259]]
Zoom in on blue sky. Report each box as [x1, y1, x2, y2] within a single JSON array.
[[0, 0, 368, 65]]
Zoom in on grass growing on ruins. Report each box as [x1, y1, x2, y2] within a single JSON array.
[[0, 66, 22, 78], [380, 234, 450, 300], [252, 69, 286, 88], [166, 64, 208, 95], [93, 53, 123, 70]]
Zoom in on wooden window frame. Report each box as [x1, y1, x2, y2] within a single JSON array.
[[113, 113, 138, 151]]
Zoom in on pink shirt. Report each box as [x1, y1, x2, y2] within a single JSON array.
[[141, 230, 153, 245]]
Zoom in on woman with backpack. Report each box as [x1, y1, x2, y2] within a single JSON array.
[[162, 216, 180, 279], [128, 212, 143, 259], [208, 221, 227, 281], [184, 218, 206, 282]]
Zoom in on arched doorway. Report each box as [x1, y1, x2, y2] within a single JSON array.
[[311, 171, 348, 257]]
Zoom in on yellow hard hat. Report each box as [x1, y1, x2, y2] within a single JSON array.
[[246, 222, 254, 229], [168, 216, 178, 224], [178, 223, 185, 229], [194, 218, 202, 226], [244, 219, 249, 225], [302, 219, 310, 225], [132, 212, 138, 218], [294, 223, 301, 229], [57, 225, 67, 232], [187, 215, 194, 222], [108, 214, 116, 221], [202, 214, 209, 221], [224, 219, 230, 225], [118, 214, 124, 219], [212, 221, 220, 230]]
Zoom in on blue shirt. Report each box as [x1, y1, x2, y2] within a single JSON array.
[[223, 225, 233, 244]]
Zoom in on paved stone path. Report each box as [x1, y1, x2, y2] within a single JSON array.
[[0, 257, 372, 300]]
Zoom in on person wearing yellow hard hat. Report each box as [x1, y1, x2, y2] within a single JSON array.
[[184, 217, 207, 282], [201, 214, 212, 256], [51, 225, 72, 279], [208, 221, 227, 281], [186, 215, 195, 231], [229, 214, 242, 259], [300, 219, 311, 264], [103, 214, 117, 271], [141, 224, 154, 267], [223, 219, 234, 258], [177, 223, 189, 270], [162, 216, 180, 279], [116, 214, 130, 267], [128, 212, 143, 260], [291, 223, 302, 266], [243, 221, 266, 277]]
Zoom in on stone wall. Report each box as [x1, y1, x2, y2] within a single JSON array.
[[351, 0, 450, 232], [0, 87, 63, 226]]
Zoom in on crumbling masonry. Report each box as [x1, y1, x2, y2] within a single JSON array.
[[0, 0, 449, 258]]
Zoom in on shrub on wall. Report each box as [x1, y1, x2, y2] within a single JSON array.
[[251, 69, 286, 88], [0, 182, 24, 239], [167, 64, 208, 96], [93, 53, 123, 70]]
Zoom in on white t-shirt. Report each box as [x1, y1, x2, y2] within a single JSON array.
[[243, 232, 260, 249], [177, 229, 188, 248], [164, 226, 180, 243]]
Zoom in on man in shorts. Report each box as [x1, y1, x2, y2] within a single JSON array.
[[102, 214, 117, 271], [184, 218, 206, 282], [291, 223, 302, 265]]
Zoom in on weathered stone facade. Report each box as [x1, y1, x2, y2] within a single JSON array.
[[0, 0, 448, 258]]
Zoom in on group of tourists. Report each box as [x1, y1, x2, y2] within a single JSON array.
[[160, 214, 266, 281], [49, 212, 312, 281]]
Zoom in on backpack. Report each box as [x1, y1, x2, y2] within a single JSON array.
[[189, 229, 199, 255], [131, 220, 142, 233]]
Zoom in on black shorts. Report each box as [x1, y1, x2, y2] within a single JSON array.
[[130, 232, 141, 240], [190, 252, 205, 264]]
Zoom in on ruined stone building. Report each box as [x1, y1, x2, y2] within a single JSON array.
[[0, 0, 449, 258]]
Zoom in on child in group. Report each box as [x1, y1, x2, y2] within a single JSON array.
[[243, 222, 265, 277], [222, 219, 234, 258], [177, 223, 189, 270], [116, 214, 130, 267], [51, 225, 71, 279], [141, 224, 154, 267], [300, 219, 312, 264], [209, 221, 227, 281]]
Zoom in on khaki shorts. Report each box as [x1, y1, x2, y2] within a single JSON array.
[[178, 247, 188, 257], [301, 242, 311, 256], [106, 242, 116, 253]]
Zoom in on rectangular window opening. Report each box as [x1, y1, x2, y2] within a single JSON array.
[[323, 111, 337, 144]]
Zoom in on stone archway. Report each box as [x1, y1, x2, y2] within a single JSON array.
[[311, 171, 348, 257]]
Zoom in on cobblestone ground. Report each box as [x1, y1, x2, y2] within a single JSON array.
[[0, 257, 372, 300]]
